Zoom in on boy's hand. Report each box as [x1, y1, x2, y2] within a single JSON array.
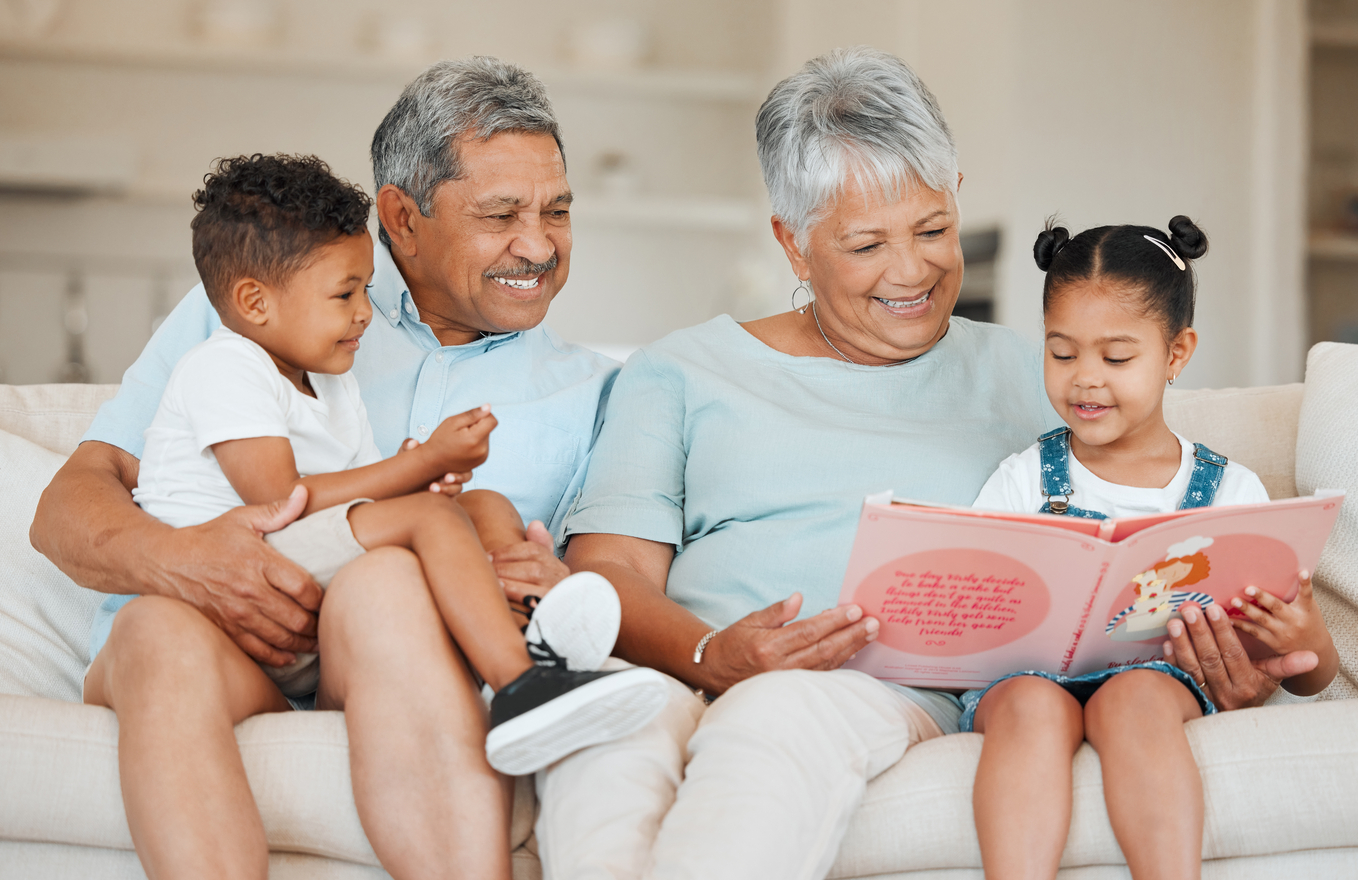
[[1228, 570, 1333, 658], [423, 404, 496, 473]]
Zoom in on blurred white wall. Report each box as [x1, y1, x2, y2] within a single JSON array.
[[0, 0, 1308, 389]]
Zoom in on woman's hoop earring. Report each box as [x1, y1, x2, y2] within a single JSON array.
[[791, 280, 812, 313], [1168, 375, 1176, 386]]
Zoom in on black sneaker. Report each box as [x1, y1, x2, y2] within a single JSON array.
[[485, 662, 669, 775]]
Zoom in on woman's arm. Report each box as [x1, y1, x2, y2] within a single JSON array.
[[30, 440, 323, 666], [567, 532, 878, 694], [212, 405, 495, 515]]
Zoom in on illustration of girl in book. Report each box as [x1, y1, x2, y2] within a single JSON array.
[[1105, 536, 1216, 641]]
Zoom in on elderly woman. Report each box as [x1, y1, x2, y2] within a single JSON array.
[[532, 47, 1053, 878]]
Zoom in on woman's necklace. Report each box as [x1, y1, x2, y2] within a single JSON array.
[[810, 300, 917, 367]]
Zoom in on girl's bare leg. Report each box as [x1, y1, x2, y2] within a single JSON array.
[[317, 547, 513, 880], [972, 676, 1085, 880], [84, 596, 290, 880], [1083, 669, 1204, 880], [346, 493, 531, 690]]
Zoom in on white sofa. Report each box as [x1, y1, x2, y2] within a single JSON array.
[[3, 343, 1358, 879]]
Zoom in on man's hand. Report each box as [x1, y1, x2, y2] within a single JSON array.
[[492, 520, 569, 604], [1163, 601, 1317, 711], [697, 593, 879, 695], [151, 485, 323, 667]]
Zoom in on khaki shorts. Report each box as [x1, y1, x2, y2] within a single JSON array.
[[261, 499, 370, 697]]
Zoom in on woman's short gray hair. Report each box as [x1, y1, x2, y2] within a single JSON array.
[[756, 47, 958, 248], [370, 57, 564, 245]]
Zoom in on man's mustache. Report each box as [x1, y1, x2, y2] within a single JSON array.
[[483, 254, 558, 278]]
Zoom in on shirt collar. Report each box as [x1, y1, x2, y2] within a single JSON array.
[[368, 241, 523, 352]]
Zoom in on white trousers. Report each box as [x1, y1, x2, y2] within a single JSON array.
[[535, 664, 944, 880]]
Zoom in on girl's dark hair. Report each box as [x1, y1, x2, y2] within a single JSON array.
[[1033, 215, 1208, 341], [191, 154, 372, 313]]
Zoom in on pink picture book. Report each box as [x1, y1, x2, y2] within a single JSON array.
[[837, 490, 1345, 689]]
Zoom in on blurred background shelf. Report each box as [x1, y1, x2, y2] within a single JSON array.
[[1308, 231, 1358, 261], [0, 41, 763, 101]]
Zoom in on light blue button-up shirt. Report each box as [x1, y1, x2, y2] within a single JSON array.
[[84, 242, 619, 541]]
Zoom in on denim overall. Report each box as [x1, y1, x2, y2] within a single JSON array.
[[1037, 426, 1228, 518], [957, 428, 1230, 732]]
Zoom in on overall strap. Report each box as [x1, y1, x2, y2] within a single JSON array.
[[1037, 427, 1074, 500], [1035, 428, 1107, 519], [1179, 443, 1228, 510]]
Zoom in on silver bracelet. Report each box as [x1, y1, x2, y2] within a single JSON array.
[[693, 629, 719, 664]]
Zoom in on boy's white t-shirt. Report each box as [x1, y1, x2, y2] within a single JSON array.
[[973, 432, 1270, 517], [133, 326, 382, 528]]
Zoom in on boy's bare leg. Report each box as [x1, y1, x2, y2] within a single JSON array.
[[317, 547, 515, 880], [1084, 670, 1204, 880], [457, 488, 527, 553], [972, 676, 1084, 880], [84, 596, 290, 880], [455, 489, 535, 624], [346, 493, 532, 690]]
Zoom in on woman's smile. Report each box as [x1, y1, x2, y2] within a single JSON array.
[[871, 284, 935, 318]]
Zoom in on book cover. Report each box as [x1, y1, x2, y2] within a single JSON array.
[[836, 491, 1344, 689]]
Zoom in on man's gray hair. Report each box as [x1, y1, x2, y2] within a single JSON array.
[[371, 56, 564, 245], [756, 47, 958, 249]]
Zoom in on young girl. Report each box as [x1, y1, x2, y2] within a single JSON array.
[[967, 216, 1339, 880]]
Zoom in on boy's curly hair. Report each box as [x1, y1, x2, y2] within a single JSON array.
[[190, 154, 372, 313]]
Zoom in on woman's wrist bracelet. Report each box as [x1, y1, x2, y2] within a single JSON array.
[[693, 629, 720, 664]]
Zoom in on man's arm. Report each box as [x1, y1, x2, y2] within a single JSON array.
[[565, 532, 878, 694], [31, 440, 323, 666]]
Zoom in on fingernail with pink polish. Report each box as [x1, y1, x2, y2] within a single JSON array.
[[1182, 607, 1198, 624], [1168, 620, 1183, 637], [845, 605, 863, 622], [1231, 598, 1243, 608], [1207, 604, 1223, 620], [865, 618, 880, 634]]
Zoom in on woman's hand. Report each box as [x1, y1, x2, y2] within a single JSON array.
[[1163, 600, 1318, 709], [698, 593, 879, 695]]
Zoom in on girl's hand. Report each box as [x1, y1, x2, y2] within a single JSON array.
[[1228, 569, 1339, 696], [1228, 570, 1332, 656]]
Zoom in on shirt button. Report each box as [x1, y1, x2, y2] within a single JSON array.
[[404, 302, 415, 313], [388, 308, 399, 320], [435, 352, 444, 363], [418, 425, 428, 435]]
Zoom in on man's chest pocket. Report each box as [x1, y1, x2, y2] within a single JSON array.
[[475, 418, 583, 523]]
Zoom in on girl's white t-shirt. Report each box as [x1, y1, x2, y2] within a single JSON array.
[[133, 326, 382, 528], [972, 432, 1270, 518]]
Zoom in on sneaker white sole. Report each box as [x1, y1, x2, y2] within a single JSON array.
[[524, 571, 621, 672], [485, 666, 669, 776]]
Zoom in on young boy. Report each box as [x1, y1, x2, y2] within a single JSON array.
[[92, 153, 667, 775]]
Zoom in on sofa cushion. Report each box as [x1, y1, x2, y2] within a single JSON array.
[[1163, 384, 1302, 500], [0, 694, 539, 864], [0, 383, 118, 456], [1295, 342, 1358, 701], [0, 429, 104, 701], [828, 700, 1358, 877]]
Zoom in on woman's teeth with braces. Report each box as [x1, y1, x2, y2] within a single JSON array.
[[495, 276, 540, 289], [874, 291, 929, 308]]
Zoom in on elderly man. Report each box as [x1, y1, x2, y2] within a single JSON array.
[[32, 57, 603, 880]]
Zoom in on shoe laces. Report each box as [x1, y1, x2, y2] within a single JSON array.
[[526, 636, 567, 669]]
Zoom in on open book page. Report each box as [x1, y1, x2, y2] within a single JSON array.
[[837, 491, 1344, 689], [1067, 492, 1345, 675], [838, 501, 1117, 688]]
